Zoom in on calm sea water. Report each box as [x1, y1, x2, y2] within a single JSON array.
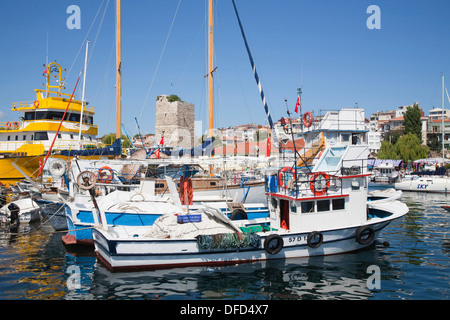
[[0, 184, 448, 301]]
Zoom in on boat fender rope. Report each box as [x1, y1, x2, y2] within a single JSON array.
[[263, 234, 283, 254], [307, 231, 323, 248]]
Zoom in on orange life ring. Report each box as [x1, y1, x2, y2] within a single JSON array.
[[310, 172, 330, 196], [278, 167, 295, 189], [303, 111, 313, 128], [97, 166, 114, 183], [5, 122, 11, 129], [179, 176, 193, 205], [13, 122, 20, 129], [34, 100, 39, 108]]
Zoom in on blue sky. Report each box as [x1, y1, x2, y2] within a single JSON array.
[[1, 0, 449, 138]]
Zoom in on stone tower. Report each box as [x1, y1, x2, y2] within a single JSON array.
[[155, 95, 195, 148]]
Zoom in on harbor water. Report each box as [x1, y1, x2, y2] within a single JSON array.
[[0, 184, 448, 301]]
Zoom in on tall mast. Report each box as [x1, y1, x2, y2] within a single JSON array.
[[208, 0, 214, 138], [79, 40, 89, 149], [442, 74, 445, 164], [116, 0, 122, 140]]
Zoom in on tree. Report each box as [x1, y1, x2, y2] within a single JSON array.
[[404, 103, 422, 142], [377, 140, 399, 159], [102, 133, 132, 148], [395, 133, 429, 162]]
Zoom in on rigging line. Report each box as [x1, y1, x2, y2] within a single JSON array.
[[87, 0, 110, 66], [66, 0, 106, 80], [139, 0, 182, 120], [231, 0, 278, 145]]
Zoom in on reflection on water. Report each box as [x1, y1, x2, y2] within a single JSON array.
[[0, 186, 448, 300]]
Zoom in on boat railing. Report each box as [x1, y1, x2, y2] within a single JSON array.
[[0, 139, 103, 154], [268, 157, 369, 198]]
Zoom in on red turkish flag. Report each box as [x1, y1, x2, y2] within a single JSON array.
[[294, 96, 300, 113]]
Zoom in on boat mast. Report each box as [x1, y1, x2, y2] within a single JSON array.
[[116, 0, 122, 141], [208, 0, 214, 139], [79, 40, 90, 149], [442, 74, 445, 165]]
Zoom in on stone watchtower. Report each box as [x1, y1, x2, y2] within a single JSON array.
[[155, 95, 195, 148]]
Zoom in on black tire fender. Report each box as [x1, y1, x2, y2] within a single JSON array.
[[264, 234, 283, 254], [229, 208, 248, 220], [307, 231, 323, 248], [355, 226, 375, 245]]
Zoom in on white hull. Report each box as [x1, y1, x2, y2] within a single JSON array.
[[93, 210, 405, 271], [395, 176, 450, 193]]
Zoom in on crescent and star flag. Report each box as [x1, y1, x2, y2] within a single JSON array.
[[294, 96, 300, 113]]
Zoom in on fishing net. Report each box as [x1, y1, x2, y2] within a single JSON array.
[[196, 232, 261, 250]]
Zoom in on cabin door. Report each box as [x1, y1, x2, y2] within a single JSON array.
[[280, 199, 290, 230]]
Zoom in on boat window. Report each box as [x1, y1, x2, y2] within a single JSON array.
[[22, 135, 26, 140], [317, 200, 330, 212], [332, 198, 345, 210], [25, 112, 35, 120], [341, 133, 350, 142], [7, 136, 10, 141], [301, 201, 314, 213], [34, 132, 48, 141], [155, 183, 165, 189], [15, 135, 18, 141]]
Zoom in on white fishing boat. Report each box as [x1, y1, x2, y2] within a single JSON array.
[[92, 108, 408, 271]]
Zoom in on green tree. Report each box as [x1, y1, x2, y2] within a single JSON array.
[[377, 140, 399, 159], [404, 103, 422, 141], [102, 133, 132, 148], [395, 133, 429, 162]]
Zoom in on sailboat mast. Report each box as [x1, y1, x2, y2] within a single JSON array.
[[208, 0, 214, 138], [79, 40, 89, 149], [442, 74, 445, 164], [116, 0, 122, 140]]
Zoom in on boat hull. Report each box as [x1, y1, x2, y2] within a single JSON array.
[[93, 219, 393, 272], [395, 176, 450, 193]]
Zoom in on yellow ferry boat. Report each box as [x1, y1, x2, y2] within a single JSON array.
[[0, 61, 102, 185]]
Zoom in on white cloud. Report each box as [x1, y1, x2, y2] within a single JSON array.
[[0, 111, 6, 119]]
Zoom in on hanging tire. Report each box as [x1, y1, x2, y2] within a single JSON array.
[[230, 208, 247, 220], [264, 234, 283, 254], [355, 226, 375, 245], [307, 231, 323, 248]]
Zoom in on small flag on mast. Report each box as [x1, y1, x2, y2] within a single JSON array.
[[294, 96, 300, 113]]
